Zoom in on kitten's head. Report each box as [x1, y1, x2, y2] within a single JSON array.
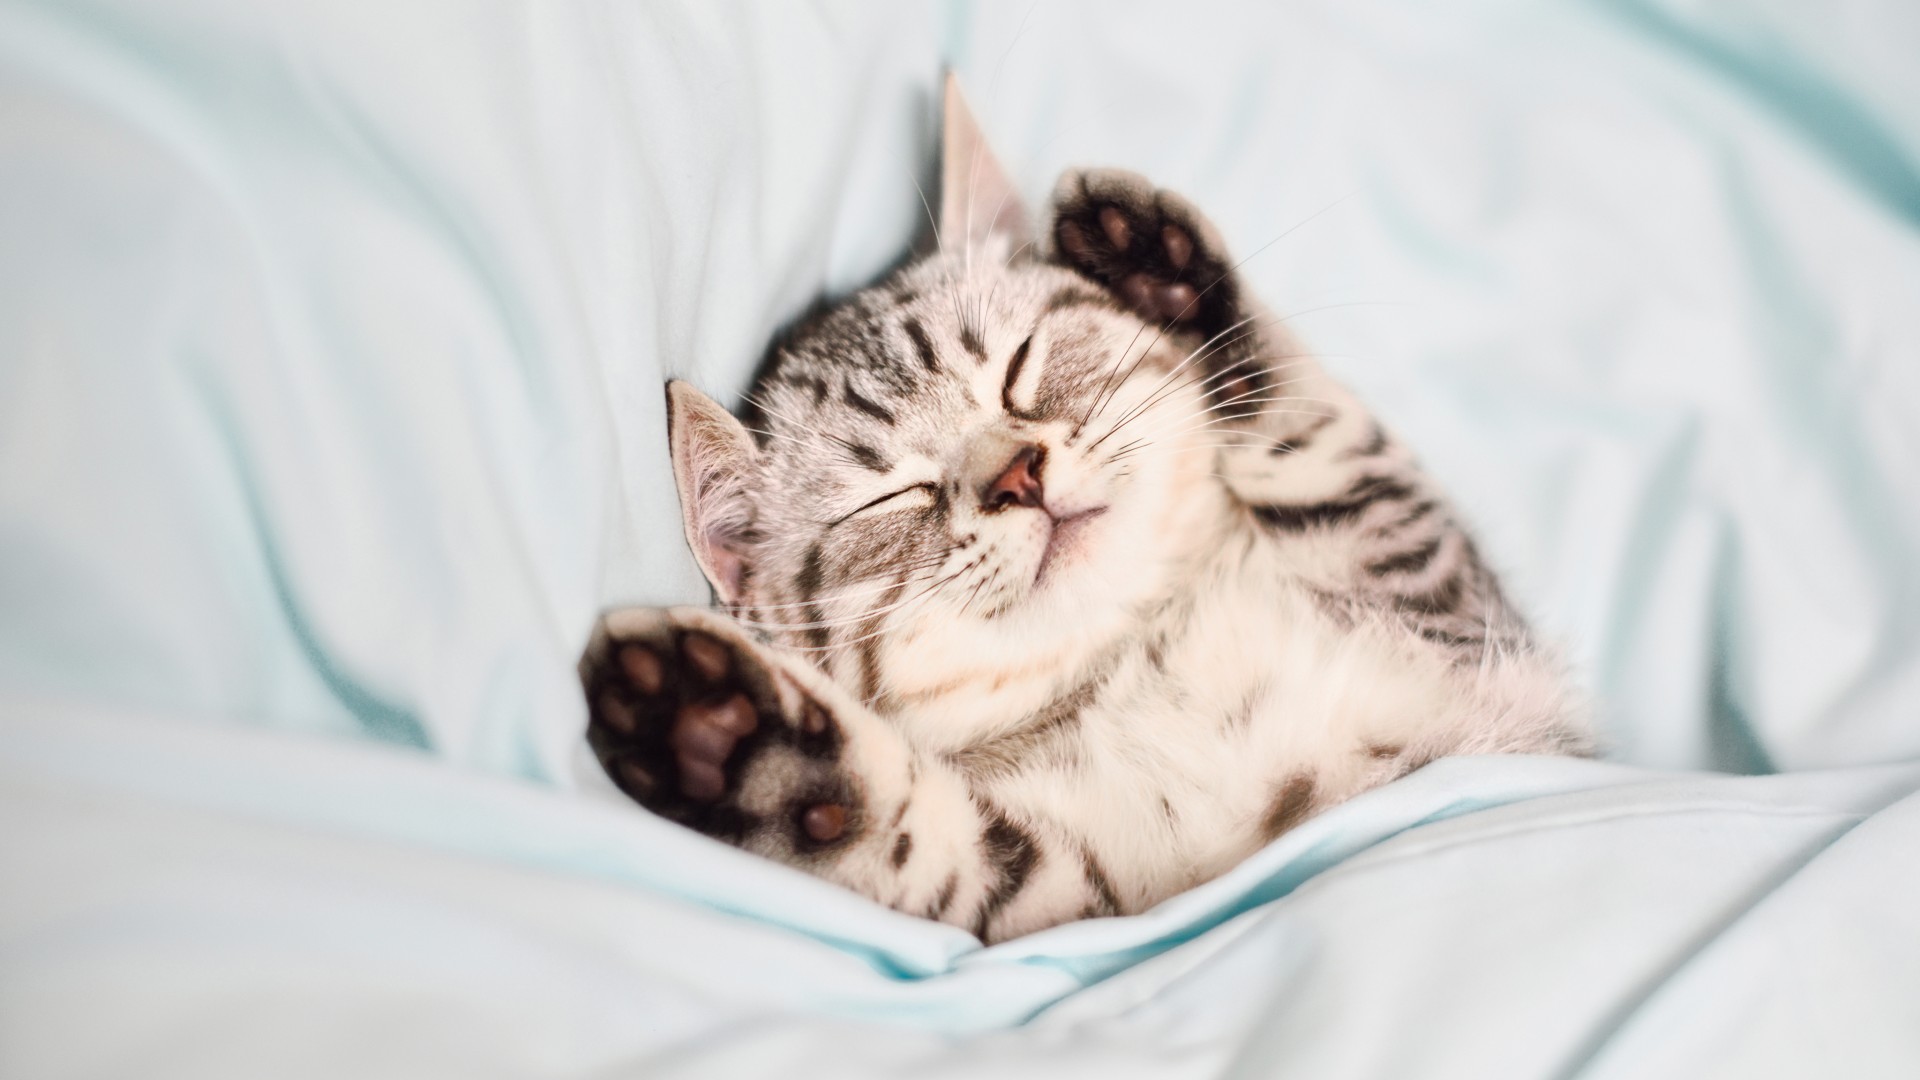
[[667, 80, 1233, 704]]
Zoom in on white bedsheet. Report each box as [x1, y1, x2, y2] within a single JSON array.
[[3, 1, 1918, 1075]]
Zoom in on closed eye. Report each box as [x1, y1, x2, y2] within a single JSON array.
[[1001, 334, 1034, 415], [831, 483, 938, 527]]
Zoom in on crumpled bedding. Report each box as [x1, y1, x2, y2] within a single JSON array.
[[2, 1, 1918, 1076]]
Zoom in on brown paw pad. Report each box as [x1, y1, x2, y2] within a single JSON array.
[[1054, 187, 1221, 328], [670, 694, 758, 801], [1098, 205, 1132, 250], [1118, 273, 1198, 322], [1161, 224, 1193, 270], [681, 632, 731, 682], [618, 644, 665, 695], [583, 617, 859, 848], [802, 803, 848, 843]]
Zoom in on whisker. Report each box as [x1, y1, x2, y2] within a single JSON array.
[[732, 565, 951, 633], [1083, 312, 1267, 439], [1107, 410, 1338, 460], [1084, 293, 1380, 444], [781, 562, 976, 653], [1169, 353, 1320, 405], [1102, 405, 1340, 464], [736, 556, 953, 617], [1082, 315, 1268, 452], [1116, 400, 1339, 447], [910, 174, 943, 252], [746, 391, 896, 467], [1091, 371, 1339, 456], [739, 425, 878, 472], [1120, 318, 1277, 409]]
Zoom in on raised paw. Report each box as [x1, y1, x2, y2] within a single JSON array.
[[582, 609, 862, 855], [1051, 168, 1240, 335]]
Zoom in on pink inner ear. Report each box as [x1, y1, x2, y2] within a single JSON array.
[[703, 531, 747, 603]]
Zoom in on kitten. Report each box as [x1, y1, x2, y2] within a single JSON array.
[[582, 78, 1589, 943]]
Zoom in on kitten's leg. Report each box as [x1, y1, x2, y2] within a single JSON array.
[[1050, 169, 1534, 664], [583, 606, 1105, 942]]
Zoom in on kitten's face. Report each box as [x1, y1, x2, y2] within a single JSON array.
[[666, 85, 1233, 705], [729, 253, 1221, 694]]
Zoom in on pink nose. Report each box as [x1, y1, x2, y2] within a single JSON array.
[[983, 445, 1045, 511]]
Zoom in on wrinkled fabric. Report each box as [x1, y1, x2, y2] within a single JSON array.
[[2, 1, 1917, 1076]]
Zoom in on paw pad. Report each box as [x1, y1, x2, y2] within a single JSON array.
[[1053, 170, 1231, 330], [584, 617, 862, 852], [802, 804, 848, 843], [619, 644, 664, 694], [681, 632, 731, 682]]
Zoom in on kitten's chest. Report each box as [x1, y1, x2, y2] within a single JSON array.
[[1133, 572, 1454, 753], [1010, 569, 1461, 848], [887, 535, 1455, 757]]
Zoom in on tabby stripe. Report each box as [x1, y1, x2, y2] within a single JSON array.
[[972, 806, 1040, 938], [960, 323, 987, 362], [903, 318, 940, 373], [1340, 423, 1388, 460], [777, 372, 829, 405], [1366, 537, 1443, 577], [1417, 626, 1484, 649], [844, 383, 897, 425], [795, 543, 825, 601], [1270, 413, 1336, 455], [1224, 683, 1266, 730], [1376, 499, 1439, 536], [1260, 773, 1317, 841], [1252, 475, 1416, 532], [927, 871, 960, 919], [841, 440, 888, 471], [1394, 572, 1465, 616], [802, 605, 830, 652], [855, 616, 883, 705], [946, 678, 1093, 781], [1344, 474, 1416, 504], [1043, 285, 1124, 316], [1079, 846, 1122, 917], [795, 545, 832, 651], [1394, 749, 1440, 779]]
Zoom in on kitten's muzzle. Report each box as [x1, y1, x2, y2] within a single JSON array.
[[981, 444, 1046, 512]]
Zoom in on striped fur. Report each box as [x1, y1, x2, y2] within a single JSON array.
[[583, 83, 1588, 943]]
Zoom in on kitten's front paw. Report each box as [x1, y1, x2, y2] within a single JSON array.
[[583, 608, 863, 854], [1051, 168, 1238, 333]]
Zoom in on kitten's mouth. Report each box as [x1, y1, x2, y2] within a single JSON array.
[[1035, 506, 1107, 587]]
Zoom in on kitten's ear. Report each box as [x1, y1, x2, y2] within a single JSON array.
[[940, 73, 1029, 257], [666, 380, 758, 605]]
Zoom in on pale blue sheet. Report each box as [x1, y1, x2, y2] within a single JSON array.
[[2, 1, 1918, 1076]]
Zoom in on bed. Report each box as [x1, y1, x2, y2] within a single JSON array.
[[3, 1, 1918, 1075]]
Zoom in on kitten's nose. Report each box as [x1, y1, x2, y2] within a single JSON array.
[[982, 444, 1045, 511]]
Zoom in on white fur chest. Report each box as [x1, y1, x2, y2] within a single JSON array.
[[953, 521, 1578, 911]]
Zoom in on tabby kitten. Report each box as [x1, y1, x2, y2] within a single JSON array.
[[582, 79, 1589, 943]]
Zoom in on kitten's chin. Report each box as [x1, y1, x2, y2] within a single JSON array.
[[1033, 507, 1107, 590]]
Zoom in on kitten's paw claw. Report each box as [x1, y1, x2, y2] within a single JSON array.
[[1050, 168, 1236, 331], [583, 610, 863, 854]]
